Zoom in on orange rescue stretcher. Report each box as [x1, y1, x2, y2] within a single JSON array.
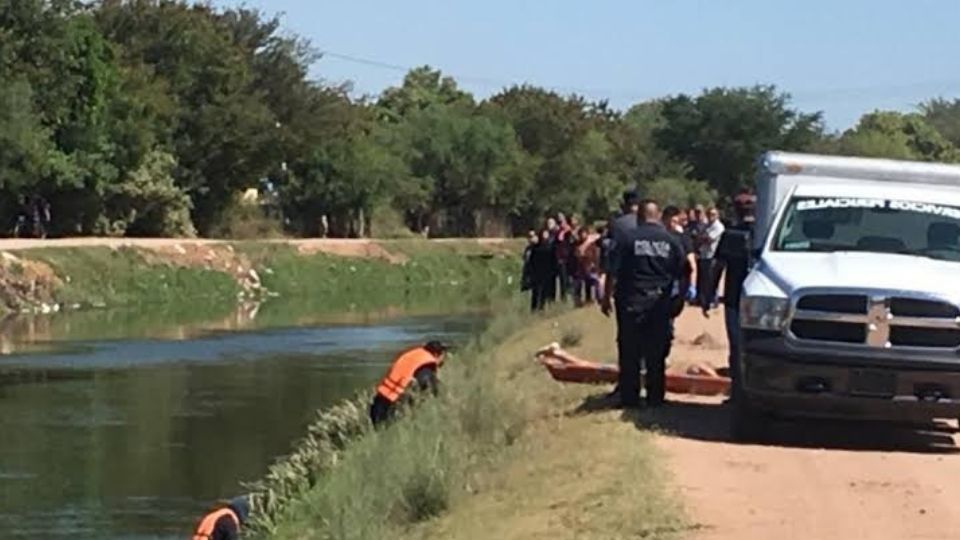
[[535, 343, 730, 397]]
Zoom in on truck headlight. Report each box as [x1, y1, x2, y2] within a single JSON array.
[[740, 296, 789, 332]]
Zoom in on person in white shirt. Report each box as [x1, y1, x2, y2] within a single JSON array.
[[696, 207, 725, 312]]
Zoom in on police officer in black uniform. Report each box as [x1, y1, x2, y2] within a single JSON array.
[[601, 199, 684, 408]]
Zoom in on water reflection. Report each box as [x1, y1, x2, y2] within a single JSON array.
[[0, 296, 489, 539]]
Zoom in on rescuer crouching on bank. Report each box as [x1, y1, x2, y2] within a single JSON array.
[[191, 496, 250, 540], [369, 340, 448, 426]]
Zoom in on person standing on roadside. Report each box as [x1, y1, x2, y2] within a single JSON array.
[[529, 228, 558, 311], [661, 206, 698, 367], [697, 207, 725, 313], [601, 200, 684, 408], [600, 190, 642, 398], [555, 213, 575, 302], [715, 190, 757, 402], [573, 226, 601, 306], [602, 190, 641, 273], [521, 229, 538, 295]]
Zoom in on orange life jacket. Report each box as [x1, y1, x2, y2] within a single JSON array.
[[376, 347, 439, 403], [192, 507, 240, 540]]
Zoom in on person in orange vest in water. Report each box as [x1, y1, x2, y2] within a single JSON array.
[[370, 340, 448, 426], [191, 496, 250, 540]]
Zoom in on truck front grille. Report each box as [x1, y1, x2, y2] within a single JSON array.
[[890, 327, 960, 348], [890, 298, 960, 319], [796, 294, 867, 314], [791, 320, 866, 343], [789, 293, 960, 350]]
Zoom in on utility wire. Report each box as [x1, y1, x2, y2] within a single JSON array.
[[318, 48, 960, 103]]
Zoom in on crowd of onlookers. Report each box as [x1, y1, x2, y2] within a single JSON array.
[[521, 213, 603, 311], [521, 201, 734, 314]]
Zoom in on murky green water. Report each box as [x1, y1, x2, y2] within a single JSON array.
[[0, 299, 487, 539]]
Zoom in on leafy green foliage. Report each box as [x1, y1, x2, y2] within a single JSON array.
[[99, 150, 195, 237], [822, 111, 960, 162], [4, 3, 960, 238], [656, 86, 824, 196]]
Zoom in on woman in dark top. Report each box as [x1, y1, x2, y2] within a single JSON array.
[[529, 229, 558, 311]]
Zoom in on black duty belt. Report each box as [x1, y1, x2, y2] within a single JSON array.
[[636, 287, 666, 298]]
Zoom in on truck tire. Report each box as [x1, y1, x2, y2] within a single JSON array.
[[730, 397, 771, 443]]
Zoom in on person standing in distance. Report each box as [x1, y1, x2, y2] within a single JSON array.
[[661, 205, 698, 367], [600, 189, 641, 398], [715, 190, 757, 402], [601, 200, 684, 408]]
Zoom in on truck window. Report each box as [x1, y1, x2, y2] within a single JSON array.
[[774, 197, 960, 262]]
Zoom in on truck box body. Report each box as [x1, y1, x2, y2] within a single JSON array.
[[736, 152, 960, 433]]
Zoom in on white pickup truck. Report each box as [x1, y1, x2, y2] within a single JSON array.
[[733, 151, 960, 439]]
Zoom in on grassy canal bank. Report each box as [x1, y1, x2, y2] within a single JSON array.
[[249, 305, 688, 540], [0, 239, 522, 316]]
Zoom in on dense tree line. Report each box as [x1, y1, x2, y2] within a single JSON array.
[[3, 1, 960, 238]]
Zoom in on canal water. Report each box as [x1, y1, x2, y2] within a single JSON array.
[[0, 300, 487, 539]]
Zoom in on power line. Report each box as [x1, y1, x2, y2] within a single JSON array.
[[317, 48, 960, 104], [317, 48, 654, 100]]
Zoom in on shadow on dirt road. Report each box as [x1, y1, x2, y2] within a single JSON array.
[[573, 392, 960, 454]]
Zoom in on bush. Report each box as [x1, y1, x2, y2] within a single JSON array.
[[210, 199, 285, 240], [370, 206, 418, 239], [99, 150, 197, 237]]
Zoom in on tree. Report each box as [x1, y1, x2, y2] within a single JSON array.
[[377, 66, 474, 122], [98, 149, 195, 237], [921, 98, 960, 148], [655, 86, 824, 198], [96, 1, 282, 233], [824, 111, 960, 162], [488, 86, 623, 227], [397, 104, 531, 236]]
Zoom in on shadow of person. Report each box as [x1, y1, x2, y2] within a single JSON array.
[[572, 392, 960, 455]]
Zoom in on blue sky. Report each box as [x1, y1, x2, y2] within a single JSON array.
[[220, 0, 960, 130]]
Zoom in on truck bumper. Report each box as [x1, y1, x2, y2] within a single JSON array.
[[742, 335, 960, 422]]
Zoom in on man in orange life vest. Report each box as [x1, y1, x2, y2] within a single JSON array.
[[370, 340, 448, 426], [191, 496, 250, 540]]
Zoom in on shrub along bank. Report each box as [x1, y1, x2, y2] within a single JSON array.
[[248, 304, 687, 540]]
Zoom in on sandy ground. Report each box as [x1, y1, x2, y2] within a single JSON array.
[[662, 309, 960, 540]]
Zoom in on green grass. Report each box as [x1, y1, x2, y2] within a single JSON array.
[[14, 240, 522, 315], [245, 298, 532, 539], [248, 304, 688, 540], [236, 243, 521, 306], [24, 247, 239, 308]]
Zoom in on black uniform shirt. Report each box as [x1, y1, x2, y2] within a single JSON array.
[[716, 220, 755, 308], [609, 221, 685, 305], [671, 230, 694, 294], [601, 211, 637, 272]]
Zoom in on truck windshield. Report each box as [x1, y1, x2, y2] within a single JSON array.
[[774, 196, 960, 262]]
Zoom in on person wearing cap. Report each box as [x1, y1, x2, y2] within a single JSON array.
[[369, 341, 448, 426], [715, 189, 757, 402], [191, 496, 250, 540]]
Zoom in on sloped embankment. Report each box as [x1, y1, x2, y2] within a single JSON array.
[[251, 305, 687, 540], [0, 239, 521, 314]]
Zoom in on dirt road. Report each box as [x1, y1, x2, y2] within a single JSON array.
[[661, 310, 960, 540]]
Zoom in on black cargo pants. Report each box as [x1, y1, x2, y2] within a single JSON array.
[[616, 290, 672, 406]]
